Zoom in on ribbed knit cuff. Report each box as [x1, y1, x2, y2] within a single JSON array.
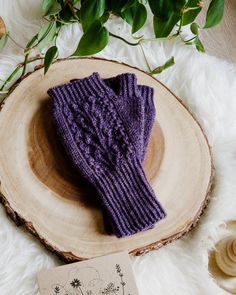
[[49, 72, 114, 100], [138, 85, 154, 103], [69, 72, 140, 98], [54, 72, 139, 101], [94, 158, 166, 238], [138, 85, 156, 160], [103, 73, 139, 97]]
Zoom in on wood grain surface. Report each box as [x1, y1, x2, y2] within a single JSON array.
[[0, 58, 214, 261]]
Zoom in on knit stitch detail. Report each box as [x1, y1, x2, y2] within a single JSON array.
[[94, 158, 166, 237], [48, 73, 165, 237], [71, 74, 156, 162], [50, 85, 135, 175]]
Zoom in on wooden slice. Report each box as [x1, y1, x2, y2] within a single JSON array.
[[0, 58, 214, 261]]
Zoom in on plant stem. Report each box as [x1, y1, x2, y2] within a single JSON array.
[[21, 55, 43, 76], [139, 43, 151, 73], [33, 20, 55, 48], [7, 34, 25, 49], [0, 56, 43, 91], [68, 2, 80, 21], [184, 6, 201, 12], [54, 26, 62, 45], [132, 33, 144, 40], [177, 14, 184, 35], [43, 16, 50, 22], [139, 34, 177, 43], [0, 65, 22, 91], [110, 31, 177, 46], [183, 36, 196, 43], [109, 32, 139, 46], [57, 19, 77, 24], [22, 20, 55, 74], [22, 52, 29, 76], [26, 56, 43, 64]]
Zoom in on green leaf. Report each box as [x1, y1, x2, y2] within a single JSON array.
[[151, 56, 175, 74], [80, 0, 105, 32], [73, 21, 109, 56], [174, 0, 189, 12], [182, 0, 202, 26], [195, 36, 205, 52], [44, 46, 58, 74], [148, 0, 174, 19], [59, 4, 73, 22], [0, 33, 8, 53], [132, 3, 147, 34], [121, 2, 147, 33], [153, 13, 180, 37], [100, 11, 110, 24], [148, 0, 186, 19], [37, 22, 56, 51], [121, 7, 135, 25], [204, 0, 224, 28], [106, 0, 129, 12], [42, 0, 61, 16], [190, 22, 198, 35], [26, 34, 38, 48], [120, 0, 136, 12], [38, 23, 51, 41], [151, 0, 185, 37]]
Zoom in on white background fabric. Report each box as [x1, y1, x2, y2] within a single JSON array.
[[0, 1, 236, 294]]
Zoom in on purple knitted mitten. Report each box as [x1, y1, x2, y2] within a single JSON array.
[[71, 73, 156, 234], [71, 73, 156, 162], [48, 72, 166, 238], [102, 74, 155, 160]]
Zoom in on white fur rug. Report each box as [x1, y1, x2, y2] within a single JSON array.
[[0, 1, 236, 294]]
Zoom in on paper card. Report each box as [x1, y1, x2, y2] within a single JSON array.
[[37, 251, 139, 295]]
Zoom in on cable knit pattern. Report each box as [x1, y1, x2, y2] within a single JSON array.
[[71, 73, 156, 234], [48, 72, 166, 237], [71, 73, 156, 161], [62, 91, 134, 173]]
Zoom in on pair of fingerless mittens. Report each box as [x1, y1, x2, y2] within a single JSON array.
[[48, 72, 166, 238]]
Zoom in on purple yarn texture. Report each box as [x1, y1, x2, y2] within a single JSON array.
[[48, 72, 166, 238], [71, 73, 156, 234], [71, 73, 156, 161]]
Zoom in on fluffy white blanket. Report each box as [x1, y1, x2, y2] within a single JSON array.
[[0, 1, 236, 294]]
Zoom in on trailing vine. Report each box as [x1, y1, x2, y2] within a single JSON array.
[[0, 0, 224, 99]]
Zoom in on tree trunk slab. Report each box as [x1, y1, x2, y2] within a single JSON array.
[[0, 58, 214, 261]]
